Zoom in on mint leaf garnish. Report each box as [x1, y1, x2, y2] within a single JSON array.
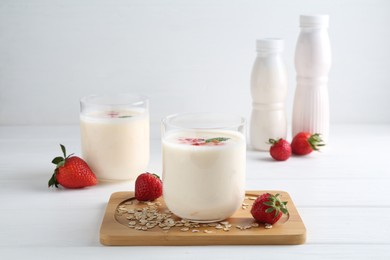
[[205, 137, 230, 143]]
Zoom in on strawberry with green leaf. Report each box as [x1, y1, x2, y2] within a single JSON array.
[[269, 138, 291, 161], [135, 172, 162, 201], [291, 132, 325, 155], [250, 193, 289, 224], [48, 144, 97, 189]]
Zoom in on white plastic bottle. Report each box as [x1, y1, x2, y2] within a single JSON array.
[[292, 15, 332, 143], [250, 38, 288, 151]]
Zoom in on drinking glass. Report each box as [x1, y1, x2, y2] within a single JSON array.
[[80, 94, 149, 181], [162, 113, 246, 222]]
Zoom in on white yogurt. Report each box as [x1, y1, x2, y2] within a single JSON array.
[[80, 109, 149, 181], [162, 129, 246, 222]]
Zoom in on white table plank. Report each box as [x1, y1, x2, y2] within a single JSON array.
[[1, 246, 390, 260]]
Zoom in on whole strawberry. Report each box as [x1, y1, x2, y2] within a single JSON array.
[[48, 144, 97, 189], [250, 193, 289, 224], [291, 132, 325, 155], [135, 172, 162, 201], [269, 138, 291, 161]]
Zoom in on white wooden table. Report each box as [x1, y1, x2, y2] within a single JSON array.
[[1, 124, 389, 259]]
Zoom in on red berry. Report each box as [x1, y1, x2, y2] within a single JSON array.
[[135, 172, 162, 201], [48, 144, 97, 189], [269, 138, 291, 161], [291, 132, 325, 155], [250, 193, 289, 224]]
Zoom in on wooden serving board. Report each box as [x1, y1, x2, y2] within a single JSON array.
[[100, 191, 306, 246]]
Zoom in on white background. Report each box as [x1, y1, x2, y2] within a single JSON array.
[[1, 0, 390, 126]]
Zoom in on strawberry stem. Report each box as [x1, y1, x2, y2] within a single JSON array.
[[263, 193, 289, 218], [308, 134, 325, 151], [268, 138, 281, 145]]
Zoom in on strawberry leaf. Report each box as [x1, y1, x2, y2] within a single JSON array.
[[265, 208, 275, 213], [51, 157, 64, 165], [152, 173, 161, 180], [274, 208, 280, 217], [48, 171, 59, 188], [205, 137, 230, 143], [60, 144, 66, 158]]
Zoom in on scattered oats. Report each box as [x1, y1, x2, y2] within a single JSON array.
[[146, 223, 156, 229], [180, 227, 189, 232], [126, 215, 135, 220], [204, 230, 214, 234], [141, 226, 148, 231], [242, 206, 247, 209], [175, 223, 184, 227], [244, 225, 252, 230], [124, 201, 133, 205], [162, 226, 171, 230], [223, 227, 230, 232], [192, 229, 200, 233], [128, 221, 137, 226], [251, 222, 259, 227], [139, 220, 148, 226], [264, 223, 273, 229], [236, 225, 242, 229], [165, 218, 175, 227], [220, 221, 229, 225], [207, 223, 218, 227], [135, 226, 142, 230], [248, 196, 257, 200], [242, 202, 249, 206], [215, 224, 224, 229]]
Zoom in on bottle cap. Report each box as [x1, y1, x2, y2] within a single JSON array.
[[300, 15, 329, 28], [256, 38, 284, 52]]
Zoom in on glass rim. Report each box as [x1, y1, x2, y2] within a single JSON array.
[[162, 112, 246, 130], [80, 93, 148, 107]]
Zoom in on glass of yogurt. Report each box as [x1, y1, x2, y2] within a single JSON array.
[[162, 113, 246, 222], [80, 94, 149, 181]]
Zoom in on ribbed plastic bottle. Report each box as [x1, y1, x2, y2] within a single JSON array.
[[292, 15, 332, 143], [250, 38, 288, 151]]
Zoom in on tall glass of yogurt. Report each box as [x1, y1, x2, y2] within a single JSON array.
[[80, 94, 149, 181], [162, 113, 246, 222]]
